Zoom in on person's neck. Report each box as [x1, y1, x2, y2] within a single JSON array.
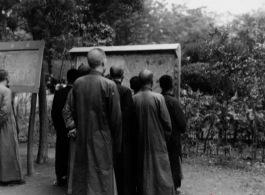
[[0, 81, 6, 87], [162, 89, 172, 94], [142, 84, 152, 90], [93, 67, 104, 73], [113, 78, 122, 83]]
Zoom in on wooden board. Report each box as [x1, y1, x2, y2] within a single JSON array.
[[0, 41, 45, 93], [76, 53, 175, 93]]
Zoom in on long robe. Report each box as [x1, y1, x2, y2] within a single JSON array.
[[0, 85, 23, 182], [133, 87, 175, 195], [113, 80, 134, 195], [51, 85, 72, 181], [63, 70, 122, 195], [162, 92, 186, 189]]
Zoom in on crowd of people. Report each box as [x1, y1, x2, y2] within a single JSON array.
[[52, 48, 187, 195], [0, 48, 186, 195]]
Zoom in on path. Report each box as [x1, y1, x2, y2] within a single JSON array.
[[1, 144, 265, 195]]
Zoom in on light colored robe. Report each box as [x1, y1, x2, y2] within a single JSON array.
[[0, 85, 23, 182], [133, 87, 175, 195], [63, 70, 122, 195]]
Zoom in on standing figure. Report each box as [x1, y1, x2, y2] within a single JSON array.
[[133, 69, 175, 195], [159, 75, 186, 191], [0, 69, 25, 185], [110, 65, 134, 195], [51, 68, 78, 186], [63, 48, 122, 195]]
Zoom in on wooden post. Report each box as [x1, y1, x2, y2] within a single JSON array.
[[68, 138, 76, 194], [27, 93, 37, 176], [37, 68, 49, 163]]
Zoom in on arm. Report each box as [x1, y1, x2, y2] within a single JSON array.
[[62, 89, 76, 130], [108, 83, 122, 153], [0, 88, 11, 125], [51, 91, 60, 130], [173, 101, 187, 134], [159, 97, 172, 141]]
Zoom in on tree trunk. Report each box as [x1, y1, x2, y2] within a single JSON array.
[[251, 103, 258, 160], [37, 68, 49, 163], [203, 124, 213, 153]]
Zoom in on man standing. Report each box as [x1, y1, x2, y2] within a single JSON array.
[[0, 69, 25, 185], [64, 48, 122, 195], [110, 65, 134, 195], [159, 75, 186, 191], [133, 69, 175, 195], [51, 68, 78, 186]]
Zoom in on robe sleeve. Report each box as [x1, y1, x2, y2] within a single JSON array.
[[108, 83, 122, 153], [62, 89, 76, 130], [0, 88, 11, 125], [159, 97, 172, 141]]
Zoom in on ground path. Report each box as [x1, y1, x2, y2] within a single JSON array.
[[1, 144, 265, 195]]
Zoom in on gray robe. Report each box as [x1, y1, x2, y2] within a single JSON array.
[[63, 70, 122, 195], [0, 85, 23, 182], [133, 87, 175, 195]]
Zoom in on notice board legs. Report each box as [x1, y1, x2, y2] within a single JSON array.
[[27, 93, 37, 176], [68, 138, 76, 194]]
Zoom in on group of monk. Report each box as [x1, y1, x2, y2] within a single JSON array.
[[51, 48, 186, 195]]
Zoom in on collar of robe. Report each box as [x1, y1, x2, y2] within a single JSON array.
[[161, 91, 174, 97], [90, 70, 104, 76], [113, 80, 122, 85], [141, 86, 152, 91]]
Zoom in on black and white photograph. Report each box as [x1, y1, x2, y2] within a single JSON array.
[[0, 0, 265, 194]]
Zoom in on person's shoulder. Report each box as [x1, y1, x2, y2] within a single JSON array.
[[119, 84, 131, 92], [151, 91, 164, 99]]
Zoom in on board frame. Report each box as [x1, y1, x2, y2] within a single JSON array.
[[0, 41, 45, 93], [69, 43, 181, 99]]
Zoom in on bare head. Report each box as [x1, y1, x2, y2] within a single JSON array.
[[77, 63, 90, 77], [159, 75, 173, 93], [139, 69, 153, 88], [87, 48, 107, 73], [110, 65, 124, 81]]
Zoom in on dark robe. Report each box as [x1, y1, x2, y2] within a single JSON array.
[[51, 85, 72, 181], [133, 87, 175, 195], [63, 70, 122, 195], [0, 85, 23, 182], [162, 92, 186, 189], [113, 80, 134, 195]]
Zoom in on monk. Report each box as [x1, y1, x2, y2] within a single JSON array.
[[0, 69, 25, 185], [110, 65, 134, 195], [51, 68, 78, 186], [63, 48, 122, 195], [159, 75, 186, 191], [133, 69, 175, 195]]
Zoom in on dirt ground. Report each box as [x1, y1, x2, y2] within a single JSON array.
[[1, 144, 265, 195]]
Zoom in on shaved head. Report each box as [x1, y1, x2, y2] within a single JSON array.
[[87, 48, 106, 69], [78, 63, 90, 77], [110, 65, 124, 79], [139, 69, 153, 86]]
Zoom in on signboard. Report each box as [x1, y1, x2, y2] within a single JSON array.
[[0, 41, 45, 93], [76, 53, 176, 93]]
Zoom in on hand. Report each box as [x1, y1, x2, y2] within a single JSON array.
[[68, 129, 76, 138]]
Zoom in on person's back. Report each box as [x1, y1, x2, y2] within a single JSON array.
[[160, 75, 186, 191], [133, 70, 175, 195], [51, 68, 78, 186], [68, 49, 122, 195], [110, 65, 134, 195]]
